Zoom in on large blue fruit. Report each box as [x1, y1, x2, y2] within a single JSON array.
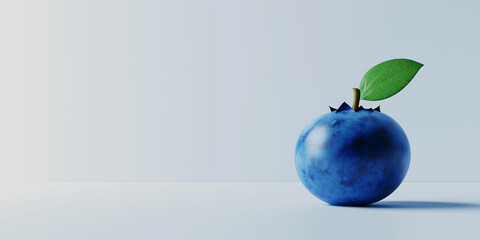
[[295, 102, 410, 206]]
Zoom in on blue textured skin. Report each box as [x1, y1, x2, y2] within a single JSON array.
[[295, 108, 410, 205]]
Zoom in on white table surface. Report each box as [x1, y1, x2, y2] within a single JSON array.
[[0, 182, 479, 240]]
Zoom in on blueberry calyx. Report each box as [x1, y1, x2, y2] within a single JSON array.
[[329, 103, 381, 113]]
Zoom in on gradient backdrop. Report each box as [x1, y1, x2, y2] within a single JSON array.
[[0, 0, 478, 181]]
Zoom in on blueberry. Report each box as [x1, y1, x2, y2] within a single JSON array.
[[294, 103, 410, 206]]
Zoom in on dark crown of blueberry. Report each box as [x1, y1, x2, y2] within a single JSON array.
[[329, 103, 380, 113]]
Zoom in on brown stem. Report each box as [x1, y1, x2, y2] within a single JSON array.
[[352, 88, 360, 112]]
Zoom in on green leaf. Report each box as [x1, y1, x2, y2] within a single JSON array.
[[359, 59, 423, 101]]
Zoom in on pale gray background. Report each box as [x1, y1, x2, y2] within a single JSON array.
[[0, 0, 478, 181]]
